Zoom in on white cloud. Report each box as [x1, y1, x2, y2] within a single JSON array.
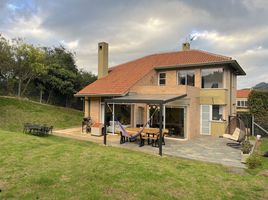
[[0, 0, 267, 88], [60, 39, 79, 49], [3, 15, 51, 41], [7, 3, 19, 11]]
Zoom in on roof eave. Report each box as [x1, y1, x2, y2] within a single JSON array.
[[154, 60, 246, 76], [74, 93, 127, 97]]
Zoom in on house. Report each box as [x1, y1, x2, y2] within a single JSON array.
[[236, 89, 251, 113], [75, 42, 246, 140]]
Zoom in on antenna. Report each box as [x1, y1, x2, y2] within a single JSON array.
[[185, 34, 197, 44]]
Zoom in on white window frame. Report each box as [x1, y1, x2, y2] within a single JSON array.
[[177, 70, 195, 86], [201, 67, 224, 89], [212, 105, 224, 121], [200, 105, 212, 135], [158, 72, 166, 86], [236, 100, 248, 108]]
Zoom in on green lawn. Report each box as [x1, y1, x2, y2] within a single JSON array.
[[248, 138, 268, 175], [0, 130, 267, 200], [0, 96, 83, 132], [260, 138, 268, 168]]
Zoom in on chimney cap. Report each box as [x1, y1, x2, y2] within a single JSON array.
[[182, 42, 190, 51]]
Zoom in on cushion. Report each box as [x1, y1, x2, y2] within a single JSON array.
[[223, 134, 235, 140], [232, 128, 240, 140]]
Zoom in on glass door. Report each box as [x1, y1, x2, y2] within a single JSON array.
[[165, 107, 185, 139]]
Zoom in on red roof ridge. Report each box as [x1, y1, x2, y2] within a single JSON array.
[[190, 49, 232, 60], [109, 49, 231, 72], [237, 89, 251, 98]]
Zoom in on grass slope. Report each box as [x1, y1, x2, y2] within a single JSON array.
[[0, 96, 83, 132], [0, 130, 267, 200]]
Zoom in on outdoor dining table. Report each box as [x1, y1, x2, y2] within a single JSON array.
[[125, 127, 168, 147], [125, 127, 168, 136]]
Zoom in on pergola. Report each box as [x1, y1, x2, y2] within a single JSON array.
[[103, 93, 187, 156]]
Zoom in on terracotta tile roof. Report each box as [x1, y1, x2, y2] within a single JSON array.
[[237, 89, 251, 98], [77, 49, 232, 96]]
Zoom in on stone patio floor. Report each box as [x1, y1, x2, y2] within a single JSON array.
[[53, 127, 245, 168]]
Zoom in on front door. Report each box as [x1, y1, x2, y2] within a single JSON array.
[[201, 105, 211, 135]]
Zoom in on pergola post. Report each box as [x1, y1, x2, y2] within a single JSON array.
[[159, 103, 163, 156], [112, 103, 115, 134], [104, 101, 107, 145]]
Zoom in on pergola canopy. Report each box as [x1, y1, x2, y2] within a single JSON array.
[[103, 93, 187, 156], [104, 93, 187, 104]]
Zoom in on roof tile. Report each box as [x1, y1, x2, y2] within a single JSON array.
[[237, 89, 251, 98], [77, 49, 232, 95]]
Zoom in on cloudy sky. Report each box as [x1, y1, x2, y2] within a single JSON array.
[[0, 0, 267, 88]]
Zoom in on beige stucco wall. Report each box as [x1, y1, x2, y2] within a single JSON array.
[[223, 68, 237, 118], [89, 97, 101, 123], [98, 42, 108, 79], [199, 89, 228, 105], [211, 121, 227, 136], [166, 70, 177, 85], [84, 97, 90, 117], [195, 69, 201, 88], [185, 86, 200, 139], [231, 73, 237, 115]]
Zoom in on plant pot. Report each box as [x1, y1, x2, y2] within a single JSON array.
[[257, 135, 261, 140], [241, 152, 250, 163]]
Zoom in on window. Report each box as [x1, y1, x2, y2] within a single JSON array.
[[177, 70, 195, 86], [212, 105, 223, 120], [201, 68, 223, 88], [236, 100, 248, 108], [158, 72, 166, 85]]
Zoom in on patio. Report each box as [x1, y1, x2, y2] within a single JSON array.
[[53, 127, 245, 168]]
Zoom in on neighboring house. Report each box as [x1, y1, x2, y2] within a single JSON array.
[[76, 42, 246, 140], [236, 89, 251, 113]]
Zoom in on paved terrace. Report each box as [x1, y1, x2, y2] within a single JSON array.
[[53, 127, 245, 168]]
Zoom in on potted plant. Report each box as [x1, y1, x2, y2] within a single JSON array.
[[241, 138, 253, 163]]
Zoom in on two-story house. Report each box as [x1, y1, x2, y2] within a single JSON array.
[[75, 42, 246, 140]]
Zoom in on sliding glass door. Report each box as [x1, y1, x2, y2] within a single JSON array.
[[165, 107, 185, 139]]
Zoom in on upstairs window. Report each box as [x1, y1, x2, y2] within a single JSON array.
[[177, 70, 195, 86], [201, 68, 223, 88], [158, 72, 166, 86], [237, 100, 248, 108]]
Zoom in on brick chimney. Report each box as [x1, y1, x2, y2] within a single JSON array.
[[98, 42, 108, 79], [182, 42, 190, 51]]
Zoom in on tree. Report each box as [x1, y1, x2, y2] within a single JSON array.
[[43, 46, 77, 73], [248, 90, 268, 129], [0, 35, 96, 109], [76, 69, 97, 91], [0, 34, 15, 95], [12, 39, 46, 97], [48, 64, 76, 106]]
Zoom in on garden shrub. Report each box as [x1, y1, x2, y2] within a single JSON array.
[[246, 154, 262, 169]]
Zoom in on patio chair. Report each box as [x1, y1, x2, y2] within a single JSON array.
[[223, 127, 246, 143], [223, 116, 247, 146], [139, 133, 155, 147], [152, 132, 166, 147], [23, 123, 32, 133], [82, 117, 92, 133]]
